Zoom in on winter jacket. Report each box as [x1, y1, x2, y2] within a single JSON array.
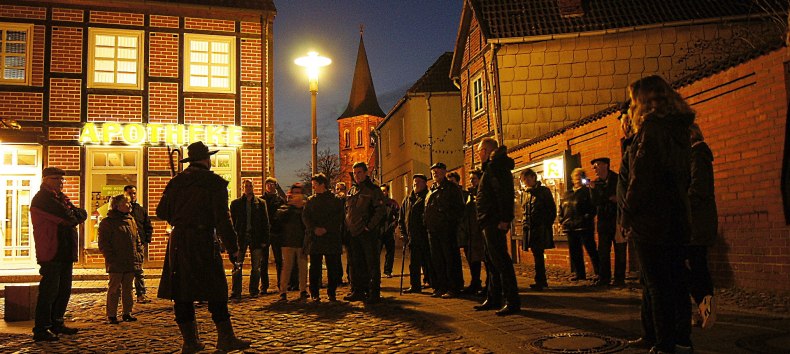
[[263, 191, 285, 246], [522, 182, 557, 250], [559, 187, 596, 233], [129, 202, 153, 244], [424, 178, 464, 233], [591, 170, 619, 235], [616, 136, 635, 241], [458, 187, 485, 262], [302, 191, 344, 255], [621, 112, 694, 245], [30, 188, 87, 263], [275, 201, 306, 248], [476, 146, 516, 228], [230, 194, 270, 249], [689, 141, 718, 246], [344, 177, 386, 237], [399, 189, 429, 242], [98, 210, 144, 273], [156, 164, 238, 302]]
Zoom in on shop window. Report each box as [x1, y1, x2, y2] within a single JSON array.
[[88, 28, 144, 89], [343, 129, 350, 149], [184, 34, 235, 93], [472, 74, 485, 116], [356, 128, 363, 147], [85, 147, 141, 249], [0, 23, 33, 85], [210, 148, 237, 202], [0, 145, 41, 264]]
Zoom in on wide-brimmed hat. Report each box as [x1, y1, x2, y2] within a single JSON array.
[[179, 141, 218, 163], [42, 167, 66, 178]]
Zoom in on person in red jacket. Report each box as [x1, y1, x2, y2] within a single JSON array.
[[30, 167, 87, 342]]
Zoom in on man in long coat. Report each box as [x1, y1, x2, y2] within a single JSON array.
[[156, 141, 250, 353]]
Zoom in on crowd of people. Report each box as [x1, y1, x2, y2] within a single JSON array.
[[28, 75, 718, 354]]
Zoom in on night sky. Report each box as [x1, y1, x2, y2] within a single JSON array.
[[273, 1, 463, 186]]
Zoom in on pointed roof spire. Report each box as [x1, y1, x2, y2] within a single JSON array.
[[338, 26, 385, 119]]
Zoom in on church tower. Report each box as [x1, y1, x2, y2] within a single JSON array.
[[337, 28, 385, 186]]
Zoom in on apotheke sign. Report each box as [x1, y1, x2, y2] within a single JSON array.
[[80, 122, 243, 146]]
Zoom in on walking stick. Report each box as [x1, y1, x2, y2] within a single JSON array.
[[399, 238, 408, 295]]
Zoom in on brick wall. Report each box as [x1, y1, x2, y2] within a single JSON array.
[[32, 25, 45, 86], [52, 8, 84, 22], [147, 177, 171, 262], [89, 10, 144, 26], [48, 145, 81, 170], [0, 5, 46, 19], [0, 92, 43, 120], [49, 78, 81, 121], [149, 32, 179, 77], [87, 95, 143, 122], [242, 130, 262, 145], [241, 148, 261, 172], [62, 176, 81, 208], [50, 26, 83, 73], [241, 21, 261, 35], [241, 38, 262, 82], [184, 98, 234, 125], [241, 86, 261, 126], [150, 15, 179, 28], [147, 147, 172, 172], [148, 82, 178, 123], [184, 17, 235, 32], [48, 127, 80, 141]]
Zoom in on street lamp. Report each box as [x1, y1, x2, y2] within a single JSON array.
[[295, 51, 331, 175]]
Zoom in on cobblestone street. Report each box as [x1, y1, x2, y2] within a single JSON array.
[[2, 258, 789, 353]]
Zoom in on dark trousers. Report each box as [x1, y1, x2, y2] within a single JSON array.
[[408, 237, 432, 290], [598, 230, 626, 282], [174, 300, 230, 324], [380, 230, 395, 274], [133, 268, 146, 296], [428, 229, 463, 293], [34, 261, 73, 333], [231, 243, 265, 296], [309, 253, 342, 297], [532, 248, 547, 286], [687, 245, 713, 303], [634, 240, 690, 352], [482, 226, 520, 307], [349, 232, 381, 295], [463, 248, 482, 288], [568, 230, 600, 278]]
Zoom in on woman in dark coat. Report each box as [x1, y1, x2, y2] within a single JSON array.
[[520, 168, 556, 290], [621, 75, 694, 353], [458, 170, 485, 294], [559, 168, 599, 281], [98, 194, 143, 324]]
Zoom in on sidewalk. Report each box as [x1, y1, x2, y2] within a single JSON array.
[[1, 254, 788, 353]]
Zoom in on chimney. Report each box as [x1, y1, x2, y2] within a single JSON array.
[[557, 0, 585, 18]]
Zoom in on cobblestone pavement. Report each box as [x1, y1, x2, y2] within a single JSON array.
[[1, 258, 789, 353]]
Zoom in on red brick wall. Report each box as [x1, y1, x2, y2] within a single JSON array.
[[147, 177, 171, 261], [62, 176, 81, 208], [148, 82, 178, 123], [149, 32, 179, 77], [32, 25, 45, 86], [150, 15, 179, 28], [184, 98, 234, 125], [242, 130, 262, 145], [241, 38, 262, 82], [241, 148, 261, 172], [52, 8, 84, 22], [241, 22, 261, 35], [49, 78, 81, 122], [0, 92, 43, 120], [241, 86, 261, 126], [48, 146, 80, 170], [184, 17, 235, 32], [87, 95, 143, 123], [0, 5, 46, 19], [50, 26, 83, 73], [48, 127, 80, 141], [147, 147, 171, 172], [89, 10, 144, 26]]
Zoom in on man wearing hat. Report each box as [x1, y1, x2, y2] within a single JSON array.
[[156, 141, 250, 352], [424, 162, 465, 298], [30, 167, 87, 341], [590, 157, 626, 286], [398, 173, 432, 293]]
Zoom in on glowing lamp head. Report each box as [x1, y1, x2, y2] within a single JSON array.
[[295, 51, 331, 90]]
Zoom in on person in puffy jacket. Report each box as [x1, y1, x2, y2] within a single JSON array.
[[559, 168, 600, 281], [99, 194, 144, 324]]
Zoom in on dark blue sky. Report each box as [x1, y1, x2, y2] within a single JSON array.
[[273, 1, 463, 185]]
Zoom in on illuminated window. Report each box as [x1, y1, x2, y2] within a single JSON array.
[[472, 74, 485, 115], [356, 128, 363, 147], [343, 129, 350, 149], [184, 34, 235, 93], [0, 23, 33, 85], [85, 147, 141, 249], [88, 28, 144, 89], [209, 148, 237, 202]]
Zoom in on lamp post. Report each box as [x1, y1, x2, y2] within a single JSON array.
[[295, 51, 331, 176]]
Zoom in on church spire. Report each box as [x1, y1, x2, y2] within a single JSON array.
[[338, 27, 385, 119]]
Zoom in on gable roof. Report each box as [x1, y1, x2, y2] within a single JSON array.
[[339, 33, 386, 120], [407, 52, 459, 94], [152, 0, 275, 11]]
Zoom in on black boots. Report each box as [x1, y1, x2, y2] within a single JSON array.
[[177, 321, 205, 354], [215, 320, 251, 352]]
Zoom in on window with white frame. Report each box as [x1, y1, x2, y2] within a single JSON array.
[[184, 34, 235, 93], [0, 23, 33, 85], [85, 147, 141, 248], [88, 28, 144, 89], [472, 74, 485, 115]]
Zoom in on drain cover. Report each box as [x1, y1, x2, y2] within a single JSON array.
[[528, 332, 626, 353]]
